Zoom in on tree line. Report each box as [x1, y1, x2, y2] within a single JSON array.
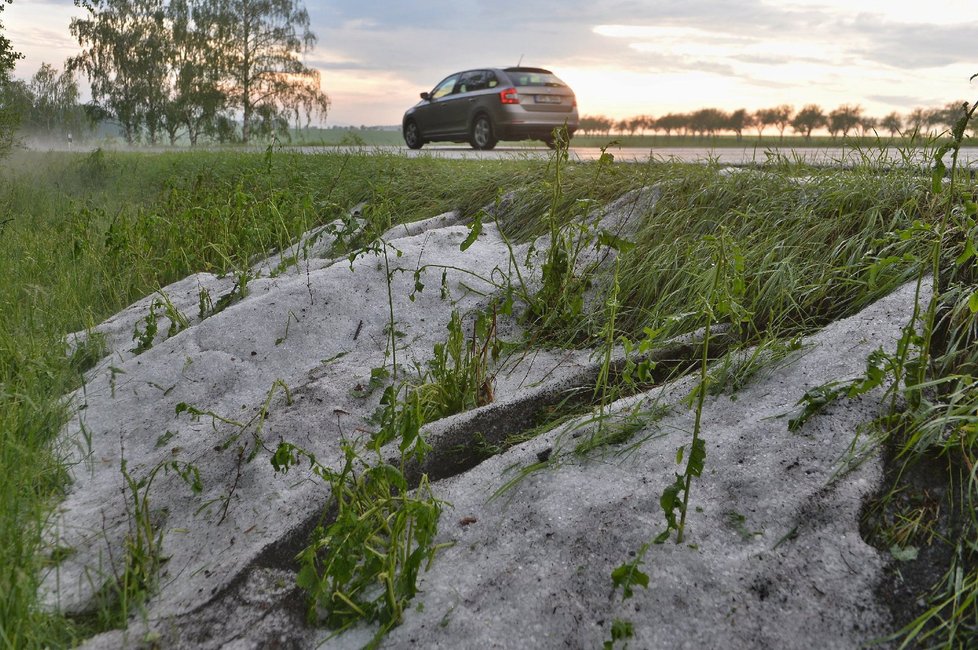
[[1, 0, 329, 146], [578, 103, 973, 140]]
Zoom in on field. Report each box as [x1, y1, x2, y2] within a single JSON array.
[[1, 144, 976, 647]]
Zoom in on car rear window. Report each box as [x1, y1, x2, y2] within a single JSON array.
[[506, 71, 566, 88]]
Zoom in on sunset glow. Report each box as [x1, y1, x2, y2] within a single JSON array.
[[5, 0, 977, 126]]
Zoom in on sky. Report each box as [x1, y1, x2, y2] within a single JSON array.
[[4, 0, 978, 127]]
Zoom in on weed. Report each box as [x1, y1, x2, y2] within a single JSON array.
[[131, 302, 159, 354], [131, 292, 189, 354], [791, 94, 978, 648], [68, 331, 107, 375], [272, 439, 441, 635], [176, 379, 292, 463], [416, 307, 498, 422], [523, 135, 623, 343], [672, 231, 747, 544], [89, 447, 202, 630], [707, 336, 803, 397], [208, 268, 251, 317]]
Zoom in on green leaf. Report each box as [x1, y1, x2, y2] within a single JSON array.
[[889, 544, 918, 562], [969, 291, 978, 314], [932, 148, 949, 194], [271, 442, 300, 473], [687, 437, 707, 477], [411, 269, 425, 301], [597, 229, 635, 253], [659, 474, 684, 529], [610, 618, 635, 642], [956, 237, 976, 266], [611, 560, 649, 599], [460, 212, 483, 251]]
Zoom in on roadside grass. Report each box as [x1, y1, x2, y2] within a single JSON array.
[[0, 144, 973, 647]]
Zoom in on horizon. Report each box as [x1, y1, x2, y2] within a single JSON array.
[[5, 0, 977, 128]]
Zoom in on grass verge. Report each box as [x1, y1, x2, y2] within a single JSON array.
[[0, 143, 971, 646]]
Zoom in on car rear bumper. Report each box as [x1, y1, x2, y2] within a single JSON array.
[[494, 111, 579, 141]]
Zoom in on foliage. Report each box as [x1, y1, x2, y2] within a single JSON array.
[[0, 0, 22, 153], [271, 439, 441, 635], [1, 63, 90, 142], [70, 0, 173, 144], [791, 104, 827, 140], [416, 308, 498, 422], [191, 0, 329, 143], [98, 455, 202, 628], [69, 0, 328, 145], [521, 132, 626, 342]]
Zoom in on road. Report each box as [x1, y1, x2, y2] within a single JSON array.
[[317, 144, 978, 167]]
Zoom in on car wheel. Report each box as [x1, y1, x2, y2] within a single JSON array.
[[404, 121, 423, 149], [543, 137, 557, 150], [469, 115, 497, 150]]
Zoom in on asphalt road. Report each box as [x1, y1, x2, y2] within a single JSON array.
[[300, 143, 978, 168]]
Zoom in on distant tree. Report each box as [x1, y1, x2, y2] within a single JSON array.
[[656, 113, 685, 138], [250, 101, 288, 140], [828, 104, 862, 138], [208, 113, 238, 142], [625, 116, 645, 136], [858, 115, 878, 137], [1, 77, 31, 132], [578, 114, 612, 136], [770, 104, 793, 141], [635, 114, 655, 136], [0, 0, 24, 152], [926, 101, 966, 135], [741, 110, 757, 139], [194, 0, 329, 143], [905, 108, 926, 136], [790, 104, 826, 141], [70, 0, 173, 144], [166, 0, 228, 145], [880, 111, 903, 137], [690, 108, 727, 138], [578, 115, 597, 136], [754, 108, 776, 138], [27, 63, 83, 138], [727, 108, 749, 141], [616, 118, 629, 136]]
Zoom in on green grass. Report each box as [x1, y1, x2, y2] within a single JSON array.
[[0, 144, 974, 647]]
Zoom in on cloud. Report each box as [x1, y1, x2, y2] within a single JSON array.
[[868, 94, 942, 108], [848, 18, 978, 69]]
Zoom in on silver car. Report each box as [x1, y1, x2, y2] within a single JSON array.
[[402, 67, 579, 150]]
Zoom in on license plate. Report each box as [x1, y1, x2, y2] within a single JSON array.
[[535, 95, 561, 104]]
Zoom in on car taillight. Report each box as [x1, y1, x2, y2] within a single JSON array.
[[499, 87, 520, 104], [572, 96, 577, 108]]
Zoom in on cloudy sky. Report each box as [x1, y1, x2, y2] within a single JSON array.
[[4, 0, 977, 126]]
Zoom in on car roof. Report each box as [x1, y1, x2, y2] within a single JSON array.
[[453, 66, 555, 75], [502, 66, 553, 74]]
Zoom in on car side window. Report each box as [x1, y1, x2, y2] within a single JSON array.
[[460, 70, 491, 93], [431, 74, 459, 99]]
